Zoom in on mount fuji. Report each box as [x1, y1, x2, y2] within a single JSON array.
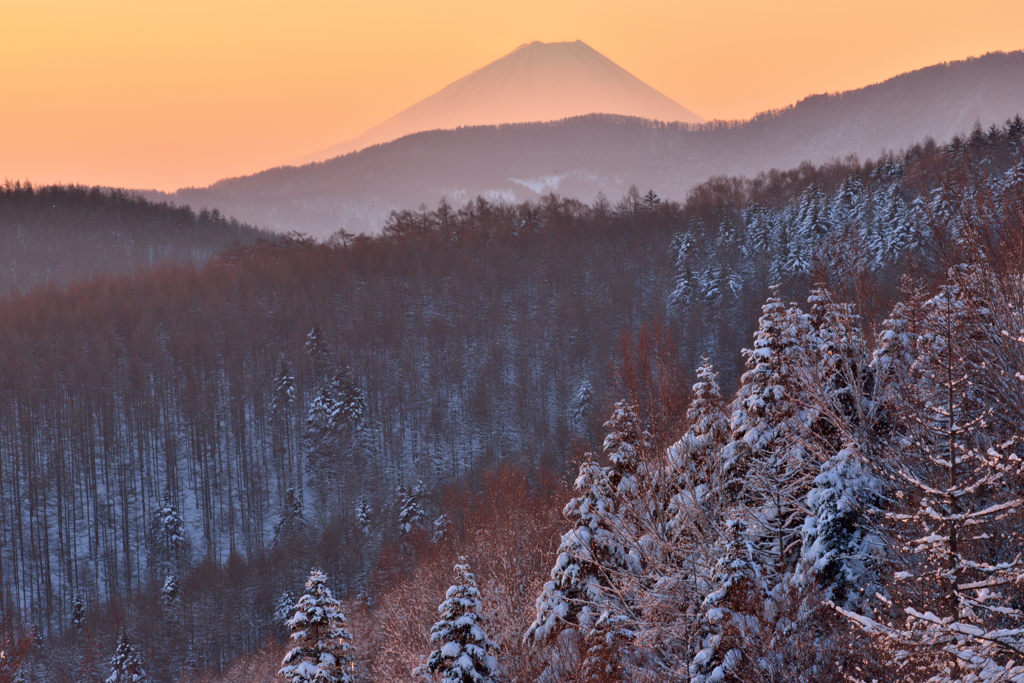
[[303, 40, 702, 162]]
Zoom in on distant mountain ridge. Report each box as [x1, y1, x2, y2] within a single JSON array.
[[303, 40, 702, 162], [160, 50, 1024, 237], [0, 184, 268, 297]]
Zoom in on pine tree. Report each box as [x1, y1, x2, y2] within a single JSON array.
[[666, 358, 729, 516], [279, 568, 355, 683], [690, 520, 764, 683], [601, 400, 652, 497], [271, 360, 297, 416], [839, 279, 1024, 679], [423, 560, 498, 682], [571, 378, 593, 433], [525, 457, 641, 660], [274, 592, 296, 627], [355, 499, 372, 536], [71, 595, 86, 628], [397, 483, 426, 535], [160, 575, 179, 609], [151, 491, 186, 571], [106, 632, 147, 683], [431, 514, 450, 544]]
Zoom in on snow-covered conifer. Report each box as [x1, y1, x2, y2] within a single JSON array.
[[667, 358, 729, 498], [151, 491, 186, 571], [279, 568, 355, 683], [71, 595, 86, 627], [795, 288, 883, 607], [272, 361, 297, 416], [601, 400, 652, 497], [525, 458, 640, 648], [724, 295, 815, 578], [355, 499, 372, 536], [690, 520, 764, 683], [423, 559, 498, 682], [397, 484, 426, 535], [798, 445, 880, 609], [160, 575, 179, 609], [571, 378, 593, 433], [106, 633, 147, 683], [431, 514, 450, 544], [722, 295, 810, 490], [274, 592, 295, 627], [839, 278, 1024, 679]]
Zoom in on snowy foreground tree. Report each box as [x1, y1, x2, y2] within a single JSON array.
[[837, 272, 1024, 680], [279, 568, 356, 683], [525, 403, 647, 677], [106, 632, 147, 683], [419, 559, 498, 682], [520, 267, 1024, 679]]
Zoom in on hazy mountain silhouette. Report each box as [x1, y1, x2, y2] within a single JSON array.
[[160, 50, 1024, 237], [0, 184, 269, 297], [303, 40, 702, 162]]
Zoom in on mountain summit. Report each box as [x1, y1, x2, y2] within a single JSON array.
[[305, 40, 702, 162]]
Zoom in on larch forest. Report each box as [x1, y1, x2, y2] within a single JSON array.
[[3, 110, 1024, 683]]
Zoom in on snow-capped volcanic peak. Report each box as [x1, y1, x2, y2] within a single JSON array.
[[307, 40, 702, 161]]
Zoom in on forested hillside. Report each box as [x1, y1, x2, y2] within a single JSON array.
[[193, 119, 1024, 682], [3, 120, 1023, 681], [0, 183, 269, 297]]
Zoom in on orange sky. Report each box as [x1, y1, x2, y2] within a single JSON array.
[[2, 0, 1023, 191]]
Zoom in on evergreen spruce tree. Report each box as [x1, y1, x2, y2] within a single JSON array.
[[690, 521, 764, 683], [722, 295, 810, 489], [722, 296, 815, 579], [329, 367, 367, 432], [271, 360, 297, 416], [271, 360, 298, 488], [423, 559, 498, 682], [797, 287, 883, 608], [160, 575, 179, 609], [151, 491, 186, 572], [571, 378, 593, 434], [839, 279, 1024, 679], [431, 514, 450, 544], [355, 499, 372, 536], [274, 591, 296, 627], [279, 568, 355, 683], [106, 632, 148, 683], [397, 483, 426, 535], [601, 400, 652, 497], [71, 595, 86, 628], [666, 358, 729, 519], [799, 444, 882, 607], [525, 456, 641, 672]]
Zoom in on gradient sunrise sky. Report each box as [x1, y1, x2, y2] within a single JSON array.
[[3, 0, 1023, 191]]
